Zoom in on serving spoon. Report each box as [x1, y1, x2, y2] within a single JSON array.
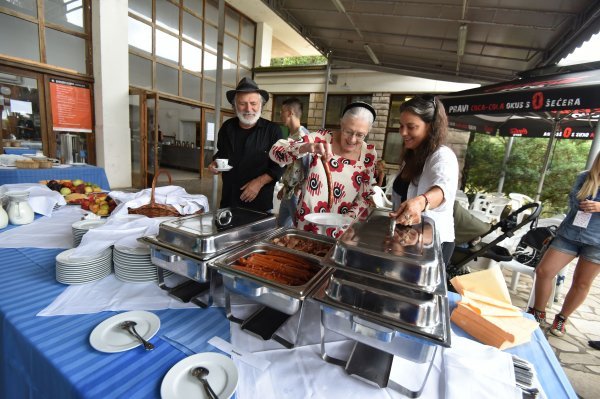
[[191, 366, 219, 399], [119, 320, 154, 350]]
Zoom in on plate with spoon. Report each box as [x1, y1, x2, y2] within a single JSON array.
[[161, 352, 238, 399], [89, 310, 160, 353]]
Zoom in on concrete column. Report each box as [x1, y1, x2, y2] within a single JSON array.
[[255, 22, 273, 68], [91, 0, 131, 188]]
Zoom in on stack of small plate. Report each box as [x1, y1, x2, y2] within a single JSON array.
[[113, 244, 172, 283], [56, 247, 113, 285], [72, 219, 107, 247]]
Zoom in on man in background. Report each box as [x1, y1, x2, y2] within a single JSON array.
[[276, 98, 309, 227], [209, 78, 283, 212]]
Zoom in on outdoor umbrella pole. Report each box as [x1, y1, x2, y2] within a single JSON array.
[[534, 119, 559, 203], [497, 136, 514, 193]]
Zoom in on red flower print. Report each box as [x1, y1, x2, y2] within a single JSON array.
[[338, 202, 352, 214], [304, 223, 318, 234], [314, 201, 329, 213], [328, 158, 343, 172], [351, 171, 363, 190], [333, 182, 346, 203], [363, 153, 374, 168], [306, 172, 323, 196], [297, 202, 311, 222], [271, 145, 287, 162]]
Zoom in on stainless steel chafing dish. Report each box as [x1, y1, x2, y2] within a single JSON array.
[[140, 207, 276, 306], [311, 209, 450, 397], [209, 227, 335, 347]]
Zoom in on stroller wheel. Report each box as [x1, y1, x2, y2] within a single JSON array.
[[446, 265, 471, 281]]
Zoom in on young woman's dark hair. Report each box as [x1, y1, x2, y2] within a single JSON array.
[[399, 95, 448, 183]]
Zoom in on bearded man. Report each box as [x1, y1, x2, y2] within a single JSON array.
[[209, 77, 284, 212]]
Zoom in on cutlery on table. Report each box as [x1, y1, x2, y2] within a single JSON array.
[[119, 320, 155, 350], [191, 366, 219, 399]]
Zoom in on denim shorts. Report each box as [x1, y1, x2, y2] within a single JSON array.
[[550, 235, 600, 264]]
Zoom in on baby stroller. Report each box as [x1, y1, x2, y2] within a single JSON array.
[[447, 202, 543, 280]]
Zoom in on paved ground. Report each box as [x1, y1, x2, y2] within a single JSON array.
[[139, 168, 600, 399]]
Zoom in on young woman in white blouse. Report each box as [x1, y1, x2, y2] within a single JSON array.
[[390, 95, 459, 268]]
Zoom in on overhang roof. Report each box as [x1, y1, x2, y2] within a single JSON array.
[[261, 0, 600, 83]]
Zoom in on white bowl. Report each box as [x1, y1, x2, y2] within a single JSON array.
[[304, 212, 353, 236]]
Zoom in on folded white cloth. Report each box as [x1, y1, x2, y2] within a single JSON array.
[[71, 215, 175, 257], [443, 335, 521, 399], [108, 186, 209, 217], [37, 274, 198, 316], [0, 206, 85, 249], [0, 183, 66, 216]]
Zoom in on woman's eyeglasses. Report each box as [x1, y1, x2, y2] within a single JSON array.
[[341, 128, 367, 140]]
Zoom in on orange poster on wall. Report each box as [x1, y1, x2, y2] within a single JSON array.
[[50, 78, 93, 132]]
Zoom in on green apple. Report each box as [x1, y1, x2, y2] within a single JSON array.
[[60, 187, 72, 196], [73, 179, 84, 186]]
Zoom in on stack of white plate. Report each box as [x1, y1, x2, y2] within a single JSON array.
[[72, 219, 107, 247], [113, 244, 172, 283], [56, 247, 113, 285]]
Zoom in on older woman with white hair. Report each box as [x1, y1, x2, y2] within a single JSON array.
[[270, 102, 377, 236]]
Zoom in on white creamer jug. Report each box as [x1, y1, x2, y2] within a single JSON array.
[[7, 191, 34, 225], [0, 202, 8, 229]]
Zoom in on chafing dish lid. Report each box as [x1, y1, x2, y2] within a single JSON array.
[[159, 207, 271, 236], [155, 207, 276, 256], [332, 208, 438, 265]]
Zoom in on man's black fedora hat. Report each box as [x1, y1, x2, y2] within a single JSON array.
[[226, 77, 269, 104]]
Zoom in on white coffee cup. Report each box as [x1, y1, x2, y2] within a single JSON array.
[[215, 158, 229, 169]]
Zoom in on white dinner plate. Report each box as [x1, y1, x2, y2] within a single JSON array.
[[72, 219, 107, 230], [53, 164, 72, 168], [89, 310, 160, 353], [304, 212, 353, 227], [70, 162, 87, 166], [215, 165, 233, 172], [161, 352, 238, 399]]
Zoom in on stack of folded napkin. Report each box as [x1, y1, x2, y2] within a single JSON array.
[[450, 266, 538, 349]]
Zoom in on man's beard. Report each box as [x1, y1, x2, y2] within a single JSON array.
[[237, 107, 261, 126]]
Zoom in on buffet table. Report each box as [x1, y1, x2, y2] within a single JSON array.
[[0, 165, 110, 190], [0, 215, 578, 399]]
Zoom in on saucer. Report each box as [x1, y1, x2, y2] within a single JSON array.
[[215, 165, 233, 172], [89, 310, 160, 353]]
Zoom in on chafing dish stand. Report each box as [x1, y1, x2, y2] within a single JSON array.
[[312, 209, 451, 397]]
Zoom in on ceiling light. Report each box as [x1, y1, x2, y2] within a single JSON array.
[[331, 0, 346, 13], [457, 24, 468, 56], [364, 44, 380, 65]]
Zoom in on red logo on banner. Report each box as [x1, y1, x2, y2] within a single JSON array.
[[532, 92, 544, 110], [563, 127, 572, 138]]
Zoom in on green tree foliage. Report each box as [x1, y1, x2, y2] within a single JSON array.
[[270, 56, 328, 66], [464, 135, 592, 215]]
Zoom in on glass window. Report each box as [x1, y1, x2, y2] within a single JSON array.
[[0, 13, 40, 61], [202, 78, 215, 105], [182, 11, 202, 46], [129, 53, 152, 89], [203, 51, 217, 79], [182, 72, 201, 101], [205, 0, 217, 23], [128, 0, 152, 22], [0, 71, 41, 146], [225, 7, 239, 35], [156, 63, 178, 95], [239, 42, 253, 68], [325, 96, 347, 126], [223, 34, 238, 61], [1, 0, 37, 17], [44, 0, 84, 32], [183, 0, 203, 17], [204, 23, 217, 52], [222, 60, 237, 85], [221, 85, 232, 109], [238, 67, 252, 83], [156, 0, 179, 34], [156, 29, 179, 64], [182, 42, 202, 72], [128, 17, 152, 54], [45, 28, 86, 73], [241, 18, 255, 44]]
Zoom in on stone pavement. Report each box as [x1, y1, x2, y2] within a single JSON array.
[[503, 261, 600, 399]]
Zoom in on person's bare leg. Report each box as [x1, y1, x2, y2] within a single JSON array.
[[558, 258, 600, 318], [533, 249, 575, 311]]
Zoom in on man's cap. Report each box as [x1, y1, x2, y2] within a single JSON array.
[[226, 77, 269, 105], [342, 101, 376, 120]]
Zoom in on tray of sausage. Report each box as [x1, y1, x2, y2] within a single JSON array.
[[211, 243, 331, 304], [266, 228, 335, 259]]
